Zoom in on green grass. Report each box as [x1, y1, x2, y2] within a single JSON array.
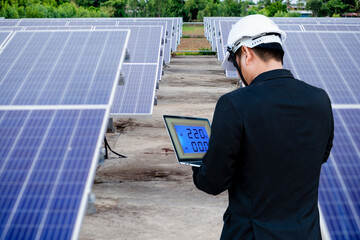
[[182, 24, 204, 36]]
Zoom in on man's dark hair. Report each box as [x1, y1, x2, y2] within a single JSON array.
[[236, 43, 285, 64]]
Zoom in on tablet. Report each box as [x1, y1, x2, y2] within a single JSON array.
[[163, 115, 211, 167]]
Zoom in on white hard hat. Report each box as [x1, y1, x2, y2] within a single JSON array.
[[222, 15, 286, 71]]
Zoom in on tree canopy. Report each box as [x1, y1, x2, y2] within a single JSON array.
[[0, 0, 358, 20]]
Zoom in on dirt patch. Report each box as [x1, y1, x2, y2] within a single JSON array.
[[177, 38, 211, 50]]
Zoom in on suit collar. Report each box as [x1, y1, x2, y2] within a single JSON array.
[[250, 69, 294, 86]]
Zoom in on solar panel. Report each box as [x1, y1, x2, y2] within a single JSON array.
[[18, 19, 68, 27], [0, 26, 23, 31], [68, 21, 116, 26], [208, 17, 360, 60], [171, 18, 178, 52], [226, 32, 360, 97], [319, 108, 360, 240], [114, 18, 174, 63], [283, 32, 360, 104], [0, 31, 12, 47], [110, 64, 158, 115], [303, 24, 360, 32], [95, 26, 162, 64], [0, 20, 165, 115], [25, 26, 93, 30], [0, 28, 129, 239], [110, 21, 168, 74], [0, 108, 106, 240], [0, 30, 129, 106], [93, 26, 161, 116], [0, 19, 19, 26]]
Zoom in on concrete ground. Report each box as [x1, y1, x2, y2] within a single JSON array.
[[79, 56, 238, 240]]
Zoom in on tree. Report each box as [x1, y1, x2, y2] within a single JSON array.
[[306, 0, 322, 16], [266, 1, 287, 16], [101, 0, 126, 16], [184, 0, 207, 21], [0, 3, 19, 18], [325, 0, 349, 15]]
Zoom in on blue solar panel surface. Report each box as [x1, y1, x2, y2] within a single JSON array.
[[115, 21, 168, 73], [0, 19, 19, 26], [0, 30, 129, 106], [0, 31, 11, 46], [111, 64, 158, 115], [25, 26, 93, 30], [18, 20, 68, 27], [0, 26, 23, 31], [68, 21, 116, 26], [0, 108, 105, 240], [93, 26, 162, 115], [108, 18, 173, 63], [0, 27, 129, 239], [283, 32, 360, 104], [95, 26, 162, 64], [319, 109, 360, 240], [0, 19, 168, 116]]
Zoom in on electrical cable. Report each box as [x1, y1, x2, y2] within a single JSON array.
[[104, 137, 127, 158]]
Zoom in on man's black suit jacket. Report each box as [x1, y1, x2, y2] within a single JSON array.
[[193, 69, 334, 240]]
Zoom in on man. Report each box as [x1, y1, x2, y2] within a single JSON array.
[[192, 15, 334, 239]]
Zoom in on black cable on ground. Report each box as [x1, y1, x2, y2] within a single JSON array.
[[104, 137, 127, 159]]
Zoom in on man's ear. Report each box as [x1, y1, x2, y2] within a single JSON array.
[[242, 46, 253, 66]]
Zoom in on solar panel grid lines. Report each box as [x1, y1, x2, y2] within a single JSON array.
[[0, 29, 131, 106], [68, 21, 117, 26], [0, 108, 108, 240], [318, 109, 360, 239], [284, 32, 360, 104], [0, 26, 23, 31], [0, 31, 12, 48], [218, 20, 356, 84], [90, 25, 163, 115], [24, 26, 94, 30], [0, 18, 176, 115], [18, 19, 68, 27], [0, 19, 19, 27], [115, 18, 173, 63], [0, 27, 130, 239], [95, 25, 163, 65], [110, 64, 158, 116], [114, 21, 169, 67], [9, 18, 178, 59]]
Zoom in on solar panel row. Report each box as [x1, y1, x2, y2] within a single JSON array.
[[0, 17, 183, 116], [0, 30, 128, 106], [0, 29, 130, 240], [0, 17, 183, 240], [204, 17, 360, 61], [0, 17, 183, 64]]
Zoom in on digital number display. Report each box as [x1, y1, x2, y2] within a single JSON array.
[[174, 125, 209, 154]]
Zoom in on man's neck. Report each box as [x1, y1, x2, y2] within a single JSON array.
[[247, 60, 283, 85]]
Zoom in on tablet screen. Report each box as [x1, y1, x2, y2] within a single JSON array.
[[163, 115, 211, 161], [173, 125, 209, 153]]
